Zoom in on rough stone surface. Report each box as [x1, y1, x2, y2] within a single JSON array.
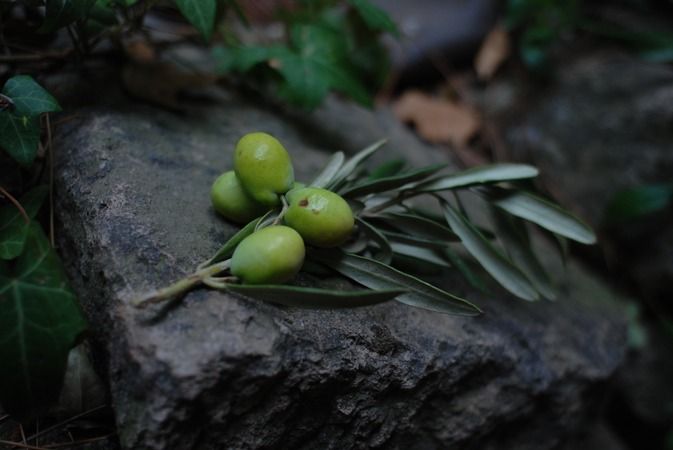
[[480, 49, 673, 302], [53, 81, 627, 449]]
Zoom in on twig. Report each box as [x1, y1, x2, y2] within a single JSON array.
[[0, 49, 73, 63], [133, 259, 232, 308], [23, 405, 108, 444], [0, 186, 29, 224], [44, 433, 116, 449], [0, 440, 46, 450], [0, 414, 9, 423], [46, 114, 55, 247]]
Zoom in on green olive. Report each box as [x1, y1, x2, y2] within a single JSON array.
[[234, 132, 294, 207], [284, 187, 354, 248], [210, 171, 268, 224], [231, 225, 305, 284]]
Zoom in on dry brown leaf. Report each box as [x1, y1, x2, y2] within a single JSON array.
[[474, 24, 510, 81], [125, 40, 157, 63], [393, 90, 481, 148], [122, 61, 216, 110]]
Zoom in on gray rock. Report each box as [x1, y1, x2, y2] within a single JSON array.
[[53, 82, 627, 449]]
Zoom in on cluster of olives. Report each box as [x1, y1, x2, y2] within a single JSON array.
[[210, 132, 355, 285]]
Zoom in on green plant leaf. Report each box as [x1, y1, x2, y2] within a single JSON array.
[[412, 163, 539, 193], [205, 217, 261, 265], [213, 45, 284, 73], [40, 0, 97, 32], [442, 200, 539, 301], [327, 139, 386, 190], [0, 224, 87, 418], [174, 0, 217, 39], [355, 217, 392, 264], [487, 188, 597, 244], [341, 163, 446, 197], [2, 76, 61, 116], [368, 159, 405, 180], [443, 246, 489, 293], [390, 242, 451, 268], [226, 283, 403, 308], [382, 230, 449, 249], [312, 250, 481, 316], [0, 112, 41, 167], [491, 208, 556, 300], [603, 184, 673, 224], [375, 212, 459, 242], [310, 151, 345, 188], [0, 186, 49, 260], [347, 0, 399, 36]]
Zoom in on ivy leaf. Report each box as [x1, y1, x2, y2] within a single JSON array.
[[0, 224, 88, 418], [0, 186, 48, 260], [40, 0, 97, 32], [174, 0, 217, 40], [2, 76, 61, 116], [0, 112, 41, 167], [442, 200, 540, 301], [486, 188, 597, 244], [412, 163, 539, 193], [226, 284, 403, 309], [312, 250, 481, 316], [347, 0, 399, 36]]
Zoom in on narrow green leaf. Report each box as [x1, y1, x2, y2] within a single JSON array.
[[375, 212, 459, 242], [491, 208, 557, 300], [382, 230, 449, 249], [347, 0, 399, 36], [327, 139, 387, 190], [487, 188, 597, 244], [39, 0, 97, 32], [2, 76, 61, 116], [390, 242, 451, 268], [443, 246, 489, 293], [174, 0, 217, 39], [368, 159, 405, 180], [413, 164, 539, 193], [0, 112, 41, 167], [0, 224, 87, 418], [341, 163, 446, 198], [205, 217, 261, 265], [312, 250, 481, 316], [0, 186, 49, 260], [442, 201, 539, 301], [310, 151, 345, 188], [226, 284, 403, 309], [355, 217, 392, 264]]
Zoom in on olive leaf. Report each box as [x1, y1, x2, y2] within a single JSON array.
[[374, 212, 459, 242], [0, 223, 88, 418], [355, 217, 392, 264], [311, 151, 345, 188], [485, 187, 597, 244], [226, 284, 404, 309], [327, 139, 387, 190], [204, 217, 261, 265], [311, 250, 482, 316], [389, 242, 451, 268], [442, 200, 539, 301], [411, 163, 539, 193], [341, 163, 446, 198], [368, 159, 406, 180]]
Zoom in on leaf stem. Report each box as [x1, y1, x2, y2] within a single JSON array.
[[132, 259, 232, 308], [0, 186, 30, 224]]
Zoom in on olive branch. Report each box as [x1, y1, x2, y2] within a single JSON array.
[[133, 139, 596, 315]]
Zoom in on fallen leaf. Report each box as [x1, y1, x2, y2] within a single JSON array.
[[474, 24, 510, 81], [393, 90, 481, 148], [125, 40, 157, 63]]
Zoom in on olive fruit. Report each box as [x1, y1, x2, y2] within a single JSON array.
[[284, 187, 354, 248], [234, 132, 294, 206], [210, 171, 268, 224], [231, 226, 305, 284]]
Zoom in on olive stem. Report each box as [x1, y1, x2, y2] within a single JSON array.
[[132, 259, 232, 308], [272, 195, 289, 225]]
